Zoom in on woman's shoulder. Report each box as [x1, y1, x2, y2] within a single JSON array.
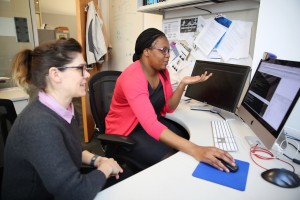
[[122, 61, 141, 74], [121, 61, 145, 80], [17, 100, 60, 127]]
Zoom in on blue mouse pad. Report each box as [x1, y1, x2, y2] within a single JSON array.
[[192, 159, 250, 191]]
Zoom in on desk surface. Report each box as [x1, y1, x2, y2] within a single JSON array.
[[0, 87, 29, 101], [94, 102, 300, 200]]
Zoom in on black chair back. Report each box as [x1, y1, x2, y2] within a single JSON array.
[[88, 71, 121, 134], [88, 71, 149, 173], [0, 98, 17, 194], [0, 99, 17, 145]]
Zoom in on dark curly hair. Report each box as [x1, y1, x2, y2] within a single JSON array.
[[132, 28, 166, 62]]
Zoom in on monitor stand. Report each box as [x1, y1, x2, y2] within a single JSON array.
[[244, 129, 287, 152], [190, 102, 212, 111], [245, 135, 265, 148], [211, 107, 237, 121], [272, 130, 288, 152]]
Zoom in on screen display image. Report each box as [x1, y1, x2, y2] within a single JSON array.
[[244, 72, 280, 120], [185, 60, 250, 113], [238, 59, 300, 149]]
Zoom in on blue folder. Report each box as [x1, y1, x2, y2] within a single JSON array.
[[192, 159, 250, 191]]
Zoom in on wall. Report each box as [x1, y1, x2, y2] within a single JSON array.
[[0, 0, 35, 89], [105, 0, 163, 71], [144, 13, 162, 30], [252, 0, 300, 136], [108, 0, 143, 71], [41, 13, 77, 39]]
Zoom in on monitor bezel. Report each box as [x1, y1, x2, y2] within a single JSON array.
[[238, 58, 300, 148], [185, 60, 251, 113]]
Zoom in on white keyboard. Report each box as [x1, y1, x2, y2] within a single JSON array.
[[211, 120, 238, 152]]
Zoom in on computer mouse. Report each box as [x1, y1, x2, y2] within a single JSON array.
[[261, 168, 300, 188], [217, 158, 239, 172]]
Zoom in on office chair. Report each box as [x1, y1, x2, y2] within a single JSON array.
[[0, 98, 17, 194], [88, 70, 147, 173], [0, 99, 17, 145]]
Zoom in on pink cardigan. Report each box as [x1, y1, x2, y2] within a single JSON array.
[[105, 61, 175, 140]]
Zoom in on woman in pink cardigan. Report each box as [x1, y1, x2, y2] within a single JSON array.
[[105, 28, 236, 172]]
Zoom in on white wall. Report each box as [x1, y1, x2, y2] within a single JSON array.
[[252, 0, 300, 136], [100, 0, 162, 72], [144, 13, 163, 30], [107, 0, 143, 72], [252, 0, 300, 73], [41, 13, 77, 39]]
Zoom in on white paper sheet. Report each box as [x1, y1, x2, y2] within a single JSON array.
[[193, 18, 228, 56], [163, 19, 180, 41], [217, 20, 252, 61]]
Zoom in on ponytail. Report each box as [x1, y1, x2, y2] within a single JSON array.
[[11, 49, 33, 89]]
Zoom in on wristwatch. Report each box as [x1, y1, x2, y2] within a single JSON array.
[[90, 154, 99, 167]]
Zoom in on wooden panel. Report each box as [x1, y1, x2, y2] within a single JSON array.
[[76, 0, 102, 142]]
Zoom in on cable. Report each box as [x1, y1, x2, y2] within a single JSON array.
[[288, 140, 300, 158], [283, 153, 293, 160], [283, 141, 300, 165], [288, 141, 300, 152], [250, 144, 295, 172], [194, 7, 212, 14], [286, 135, 300, 142]]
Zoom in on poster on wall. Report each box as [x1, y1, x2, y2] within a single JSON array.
[[14, 17, 29, 43]]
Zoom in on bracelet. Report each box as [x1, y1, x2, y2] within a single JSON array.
[[90, 155, 99, 167]]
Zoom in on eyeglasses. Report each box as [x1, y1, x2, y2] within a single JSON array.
[[56, 65, 87, 76], [150, 47, 170, 55]]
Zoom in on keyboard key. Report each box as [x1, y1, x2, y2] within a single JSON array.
[[211, 120, 238, 152]]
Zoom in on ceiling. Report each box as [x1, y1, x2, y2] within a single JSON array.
[[39, 0, 76, 16]]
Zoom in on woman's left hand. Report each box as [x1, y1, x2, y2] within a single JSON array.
[[94, 156, 109, 168], [181, 71, 212, 86]]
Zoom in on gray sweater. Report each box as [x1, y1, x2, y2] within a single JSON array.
[[2, 100, 106, 200]]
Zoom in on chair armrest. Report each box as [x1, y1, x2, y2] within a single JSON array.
[[97, 134, 136, 146]]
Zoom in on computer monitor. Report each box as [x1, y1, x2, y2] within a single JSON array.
[[185, 60, 250, 114], [238, 58, 300, 150]]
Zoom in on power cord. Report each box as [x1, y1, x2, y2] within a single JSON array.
[[283, 141, 300, 165], [250, 144, 295, 172]]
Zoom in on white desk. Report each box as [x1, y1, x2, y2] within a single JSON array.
[[94, 102, 300, 200], [0, 87, 29, 114]]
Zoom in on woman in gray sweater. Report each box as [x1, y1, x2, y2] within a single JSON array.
[[2, 38, 123, 200]]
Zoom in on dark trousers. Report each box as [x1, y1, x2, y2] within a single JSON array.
[[119, 117, 189, 169]]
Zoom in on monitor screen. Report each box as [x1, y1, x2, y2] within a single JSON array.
[[185, 60, 250, 113], [238, 59, 300, 149]]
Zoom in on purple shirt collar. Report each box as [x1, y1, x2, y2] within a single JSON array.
[[38, 91, 74, 124]]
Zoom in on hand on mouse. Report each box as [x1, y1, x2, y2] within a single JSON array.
[[215, 156, 237, 173], [216, 157, 238, 172], [190, 145, 235, 172]]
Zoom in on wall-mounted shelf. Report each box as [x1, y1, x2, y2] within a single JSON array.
[[138, 0, 214, 13], [137, 0, 260, 17]]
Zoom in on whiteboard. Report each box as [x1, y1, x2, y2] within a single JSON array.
[[109, 0, 144, 71]]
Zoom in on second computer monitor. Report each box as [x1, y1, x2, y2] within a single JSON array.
[[238, 58, 300, 149], [185, 60, 250, 113]]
